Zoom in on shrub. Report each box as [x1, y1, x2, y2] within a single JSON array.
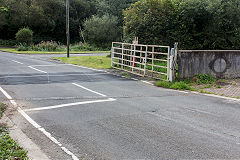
[[83, 14, 120, 48], [123, 0, 240, 50], [70, 43, 100, 51], [15, 27, 33, 45], [0, 39, 17, 47], [16, 44, 29, 51], [34, 41, 59, 51]]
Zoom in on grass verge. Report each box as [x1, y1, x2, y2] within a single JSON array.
[[0, 103, 29, 160], [55, 55, 111, 69], [156, 74, 216, 91], [156, 81, 193, 90], [0, 48, 108, 54]]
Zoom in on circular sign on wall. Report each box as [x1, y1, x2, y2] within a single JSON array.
[[213, 58, 227, 73]]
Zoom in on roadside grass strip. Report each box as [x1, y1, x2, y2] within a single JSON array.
[[0, 128, 29, 160], [0, 103, 29, 160], [55, 55, 111, 69]]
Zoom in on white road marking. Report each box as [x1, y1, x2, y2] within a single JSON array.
[[0, 86, 79, 160], [141, 80, 154, 86], [30, 64, 72, 67], [28, 66, 47, 73], [184, 107, 219, 117], [12, 60, 24, 64], [69, 64, 105, 72], [72, 83, 107, 97], [0, 73, 110, 79], [131, 78, 138, 81], [24, 98, 116, 112]]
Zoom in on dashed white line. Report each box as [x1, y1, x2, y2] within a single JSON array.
[[28, 66, 47, 73], [12, 60, 24, 64], [24, 98, 116, 112], [72, 83, 107, 97], [0, 86, 79, 160]]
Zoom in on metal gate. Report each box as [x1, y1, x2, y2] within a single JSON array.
[[111, 42, 177, 81]]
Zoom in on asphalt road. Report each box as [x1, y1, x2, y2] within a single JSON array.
[[0, 51, 240, 160]]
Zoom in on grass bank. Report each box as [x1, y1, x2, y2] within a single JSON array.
[[0, 103, 29, 160], [55, 55, 111, 69], [0, 48, 109, 54]]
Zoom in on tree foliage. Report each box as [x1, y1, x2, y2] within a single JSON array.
[[0, 0, 96, 42], [123, 0, 240, 49], [83, 14, 120, 47], [15, 27, 33, 45]]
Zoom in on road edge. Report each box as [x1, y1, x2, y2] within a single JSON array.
[[1, 113, 51, 160]]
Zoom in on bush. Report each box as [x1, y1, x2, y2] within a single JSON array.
[[123, 0, 240, 50], [34, 41, 60, 51], [0, 39, 17, 47], [15, 27, 33, 45], [70, 43, 100, 51], [16, 44, 29, 51], [83, 14, 120, 48]]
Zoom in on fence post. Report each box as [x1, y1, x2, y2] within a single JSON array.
[[121, 43, 124, 69], [144, 46, 148, 76], [167, 47, 170, 81], [132, 44, 136, 72], [173, 42, 178, 81], [151, 47, 154, 77], [111, 42, 114, 68], [169, 48, 175, 82]]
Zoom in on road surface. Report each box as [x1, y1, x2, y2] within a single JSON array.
[[0, 51, 240, 160]]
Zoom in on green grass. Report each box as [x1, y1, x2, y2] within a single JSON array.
[[0, 103, 6, 118], [0, 128, 29, 160], [156, 81, 193, 90], [0, 103, 29, 160], [0, 48, 109, 54], [55, 55, 111, 69]]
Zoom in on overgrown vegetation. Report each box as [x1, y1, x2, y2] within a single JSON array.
[[16, 41, 105, 52], [55, 55, 111, 69], [0, 0, 135, 48], [124, 0, 240, 50]]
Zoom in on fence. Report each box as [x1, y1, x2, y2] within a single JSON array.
[[111, 42, 176, 81]]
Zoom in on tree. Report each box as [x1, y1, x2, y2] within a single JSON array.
[[123, 0, 240, 49], [83, 14, 120, 47]]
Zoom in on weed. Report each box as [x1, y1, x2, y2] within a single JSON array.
[[0, 129, 29, 159], [170, 82, 192, 90], [156, 81, 172, 88], [156, 81, 192, 90], [0, 103, 6, 118], [193, 74, 215, 84]]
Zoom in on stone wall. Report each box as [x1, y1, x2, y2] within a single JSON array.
[[177, 50, 240, 79]]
